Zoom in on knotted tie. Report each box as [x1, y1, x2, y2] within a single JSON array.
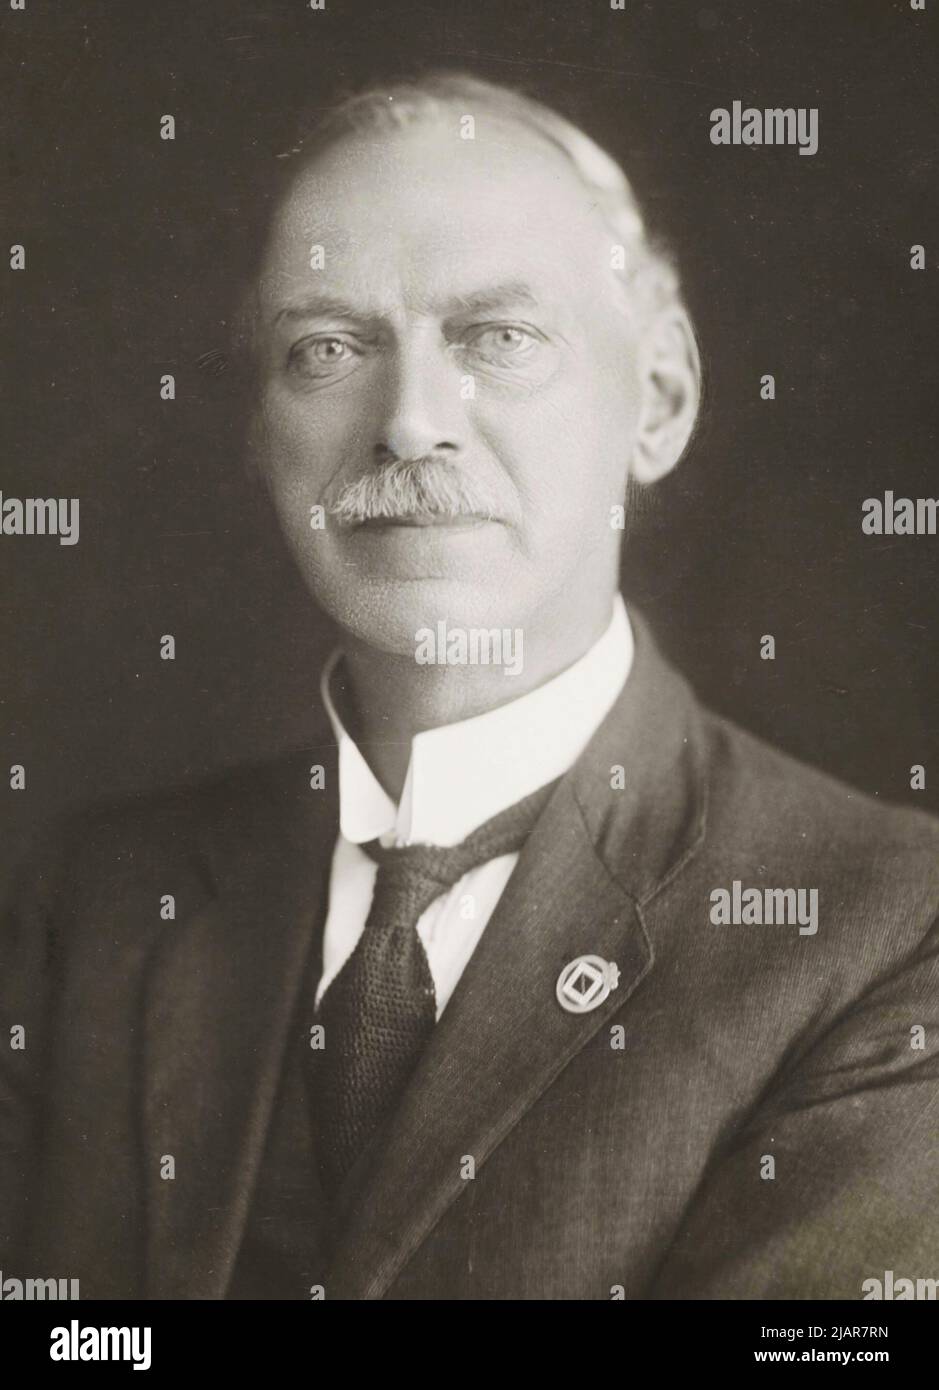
[[312, 778, 558, 1194]]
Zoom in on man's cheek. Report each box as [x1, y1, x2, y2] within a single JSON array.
[[260, 403, 333, 484], [507, 427, 603, 526]]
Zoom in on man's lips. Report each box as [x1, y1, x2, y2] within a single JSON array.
[[355, 513, 495, 530]]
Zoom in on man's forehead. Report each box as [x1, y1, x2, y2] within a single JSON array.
[[265, 121, 606, 256], [259, 239, 598, 327], [256, 135, 608, 318]]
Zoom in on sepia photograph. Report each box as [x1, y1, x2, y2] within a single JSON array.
[[1, 0, 938, 1352]]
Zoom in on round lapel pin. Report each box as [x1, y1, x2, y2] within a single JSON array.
[[556, 955, 620, 1014]]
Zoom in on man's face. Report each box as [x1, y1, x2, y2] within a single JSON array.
[[253, 118, 645, 654]]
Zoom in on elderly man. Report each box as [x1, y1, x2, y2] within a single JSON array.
[[3, 72, 939, 1302]]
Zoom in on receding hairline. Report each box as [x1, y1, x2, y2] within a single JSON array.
[[272, 72, 651, 250], [236, 72, 690, 363]]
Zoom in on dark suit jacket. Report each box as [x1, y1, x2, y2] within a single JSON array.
[[3, 612, 939, 1300]]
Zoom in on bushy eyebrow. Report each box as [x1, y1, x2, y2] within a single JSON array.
[[273, 295, 368, 327], [445, 281, 543, 316], [271, 280, 544, 329]]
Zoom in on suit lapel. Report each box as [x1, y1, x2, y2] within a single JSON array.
[[328, 611, 709, 1298], [142, 744, 337, 1298]]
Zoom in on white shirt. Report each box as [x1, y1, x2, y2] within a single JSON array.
[[316, 595, 634, 1018]]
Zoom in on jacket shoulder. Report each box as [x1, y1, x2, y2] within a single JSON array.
[[7, 750, 319, 916], [703, 708, 939, 848], [697, 708, 939, 927]]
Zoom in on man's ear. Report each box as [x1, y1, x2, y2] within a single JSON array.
[[630, 305, 701, 484]]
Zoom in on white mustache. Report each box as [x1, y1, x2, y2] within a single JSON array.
[[327, 458, 507, 525]]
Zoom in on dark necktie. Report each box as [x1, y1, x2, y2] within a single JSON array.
[[312, 778, 558, 1194]]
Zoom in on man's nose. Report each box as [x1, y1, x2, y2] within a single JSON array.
[[374, 336, 466, 461]]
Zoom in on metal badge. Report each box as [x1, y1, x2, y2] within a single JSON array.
[[556, 955, 621, 1014]]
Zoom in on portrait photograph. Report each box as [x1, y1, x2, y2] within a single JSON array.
[[1, 0, 938, 1360]]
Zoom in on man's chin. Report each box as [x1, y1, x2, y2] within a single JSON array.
[[313, 572, 527, 662]]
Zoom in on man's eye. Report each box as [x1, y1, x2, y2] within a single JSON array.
[[464, 325, 541, 362], [288, 336, 360, 377]]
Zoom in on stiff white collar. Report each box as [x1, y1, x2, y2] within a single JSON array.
[[320, 594, 633, 848]]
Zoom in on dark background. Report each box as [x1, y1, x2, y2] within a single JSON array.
[[2, 0, 937, 892]]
